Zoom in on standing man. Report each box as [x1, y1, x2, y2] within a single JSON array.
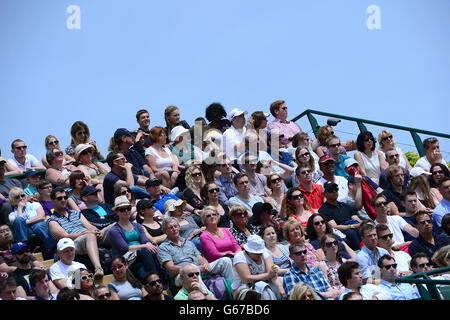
[[8, 139, 46, 174], [222, 108, 248, 161], [267, 100, 303, 148]]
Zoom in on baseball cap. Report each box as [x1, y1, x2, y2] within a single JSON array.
[[24, 169, 41, 178], [323, 181, 339, 192], [114, 128, 133, 139], [57, 238, 75, 251], [145, 178, 161, 188], [228, 108, 248, 121], [319, 155, 335, 165], [344, 158, 359, 169], [11, 242, 29, 254], [136, 198, 154, 212], [410, 167, 432, 178], [80, 185, 101, 198]]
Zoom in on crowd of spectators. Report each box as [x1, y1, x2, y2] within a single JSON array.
[[0, 100, 449, 301]]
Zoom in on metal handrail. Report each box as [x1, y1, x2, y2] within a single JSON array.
[[291, 109, 450, 157], [396, 266, 450, 300]]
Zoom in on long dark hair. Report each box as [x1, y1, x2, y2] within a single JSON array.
[[429, 163, 450, 188], [356, 131, 376, 152], [111, 256, 143, 289], [305, 213, 333, 241], [320, 233, 343, 264]]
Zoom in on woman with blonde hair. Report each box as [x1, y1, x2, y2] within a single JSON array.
[[431, 245, 450, 268], [164, 105, 190, 144], [288, 282, 319, 300], [182, 164, 206, 217], [378, 129, 412, 170], [65, 121, 104, 161]]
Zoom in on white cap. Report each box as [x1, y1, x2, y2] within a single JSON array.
[[228, 108, 248, 121], [410, 167, 431, 178], [344, 158, 359, 168], [243, 235, 266, 254], [57, 238, 75, 251], [170, 125, 189, 142]]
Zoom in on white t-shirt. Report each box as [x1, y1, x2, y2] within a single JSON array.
[[374, 215, 408, 245], [318, 175, 349, 202], [8, 154, 41, 171], [145, 146, 174, 171], [49, 260, 87, 288], [414, 156, 447, 172], [9, 202, 43, 223], [393, 250, 411, 274], [232, 249, 270, 291], [222, 126, 246, 160]]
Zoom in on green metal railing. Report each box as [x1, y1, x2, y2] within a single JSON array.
[[396, 266, 450, 300], [292, 109, 450, 157]]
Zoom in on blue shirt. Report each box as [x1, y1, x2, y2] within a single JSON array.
[[433, 198, 450, 227], [355, 245, 390, 281], [154, 194, 179, 214], [379, 280, 420, 300], [283, 264, 331, 296], [215, 173, 238, 206]]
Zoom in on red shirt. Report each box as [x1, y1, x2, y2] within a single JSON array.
[[298, 183, 325, 211]]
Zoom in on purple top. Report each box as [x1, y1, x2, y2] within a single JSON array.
[[109, 222, 150, 256]]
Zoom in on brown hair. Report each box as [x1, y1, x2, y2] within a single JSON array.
[[269, 100, 285, 117]]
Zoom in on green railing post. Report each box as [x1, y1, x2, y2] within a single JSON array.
[[306, 112, 320, 138], [357, 121, 368, 133], [411, 131, 425, 157]]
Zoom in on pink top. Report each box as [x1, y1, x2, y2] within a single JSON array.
[[268, 119, 303, 147], [200, 228, 241, 262]]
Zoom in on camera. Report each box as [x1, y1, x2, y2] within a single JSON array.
[[327, 118, 341, 126]]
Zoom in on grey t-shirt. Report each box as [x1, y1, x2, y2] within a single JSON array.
[[0, 178, 22, 197], [108, 281, 142, 300]]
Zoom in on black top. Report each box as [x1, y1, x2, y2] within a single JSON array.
[[382, 185, 405, 212], [408, 233, 450, 263], [319, 201, 358, 225]]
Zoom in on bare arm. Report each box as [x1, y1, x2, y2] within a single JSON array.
[[353, 152, 367, 177]]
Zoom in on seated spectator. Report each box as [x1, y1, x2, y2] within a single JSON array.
[[319, 181, 362, 251], [249, 203, 283, 241], [8, 139, 46, 173], [10, 242, 43, 297], [317, 234, 347, 295], [102, 151, 147, 205], [337, 261, 389, 300], [229, 205, 260, 248], [49, 238, 87, 289], [0, 158, 22, 224], [409, 168, 441, 208], [200, 181, 231, 228], [47, 187, 105, 281], [157, 216, 233, 286], [8, 187, 56, 251], [0, 276, 27, 300], [342, 168, 375, 221], [289, 132, 320, 162], [174, 264, 217, 300], [410, 252, 434, 275], [42, 134, 75, 168], [288, 282, 320, 300], [221, 108, 248, 161], [377, 130, 412, 171], [433, 176, 450, 228], [142, 271, 174, 300], [169, 126, 203, 170], [37, 179, 77, 217], [215, 157, 238, 207], [372, 193, 419, 251], [283, 241, 338, 299], [108, 196, 162, 279], [136, 198, 166, 245], [29, 269, 58, 300], [23, 169, 41, 199], [428, 163, 450, 194], [376, 224, 412, 276], [408, 211, 450, 263], [0, 151, 21, 177], [56, 287, 80, 300], [414, 137, 448, 171], [164, 105, 190, 138], [259, 223, 292, 277], [68, 170, 89, 210], [228, 172, 264, 216], [45, 148, 78, 188], [145, 177, 194, 215], [165, 199, 205, 244], [264, 173, 286, 215], [313, 125, 356, 158], [145, 126, 180, 188], [294, 163, 325, 213], [325, 135, 350, 179], [284, 187, 313, 228], [199, 206, 241, 263], [355, 222, 389, 284], [267, 100, 303, 149], [182, 164, 206, 212], [232, 235, 285, 300], [72, 267, 96, 299], [378, 254, 420, 300], [282, 218, 324, 267], [65, 121, 104, 162], [240, 153, 268, 198], [318, 155, 349, 202], [440, 213, 450, 237], [305, 213, 356, 260], [379, 147, 411, 189], [74, 143, 110, 189], [93, 284, 116, 300], [353, 131, 388, 185], [108, 255, 146, 300], [292, 146, 321, 186], [204, 102, 228, 133]]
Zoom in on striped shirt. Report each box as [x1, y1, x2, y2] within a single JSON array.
[[47, 210, 87, 234]]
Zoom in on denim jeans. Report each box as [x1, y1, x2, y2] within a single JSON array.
[[12, 217, 57, 249]]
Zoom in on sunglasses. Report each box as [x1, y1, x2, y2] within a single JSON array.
[[314, 220, 325, 226], [292, 250, 308, 256], [231, 212, 248, 217], [76, 131, 87, 135], [111, 264, 125, 272], [325, 187, 339, 193], [146, 279, 162, 286], [221, 163, 231, 167], [417, 262, 433, 269], [375, 201, 388, 208], [48, 140, 59, 146], [15, 145, 27, 150], [324, 240, 338, 248], [388, 154, 399, 159], [364, 137, 375, 142], [120, 190, 131, 195], [97, 293, 111, 300], [383, 263, 397, 270], [54, 151, 63, 156], [291, 194, 304, 200], [191, 172, 202, 178], [206, 213, 217, 218], [81, 273, 94, 281], [187, 272, 200, 278], [271, 177, 281, 183], [299, 170, 311, 175], [419, 219, 432, 225], [382, 135, 393, 141], [80, 149, 92, 156], [56, 196, 68, 201], [298, 153, 310, 158], [117, 206, 132, 212], [328, 143, 341, 148], [380, 233, 393, 240], [14, 194, 26, 200], [281, 106, 288, 110], [208, 187, 220, 193], [432, 170, 444, 176], [114, 156, 126, 162]]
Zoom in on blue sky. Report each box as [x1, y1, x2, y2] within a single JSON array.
[[1, 0, 449, 162]]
